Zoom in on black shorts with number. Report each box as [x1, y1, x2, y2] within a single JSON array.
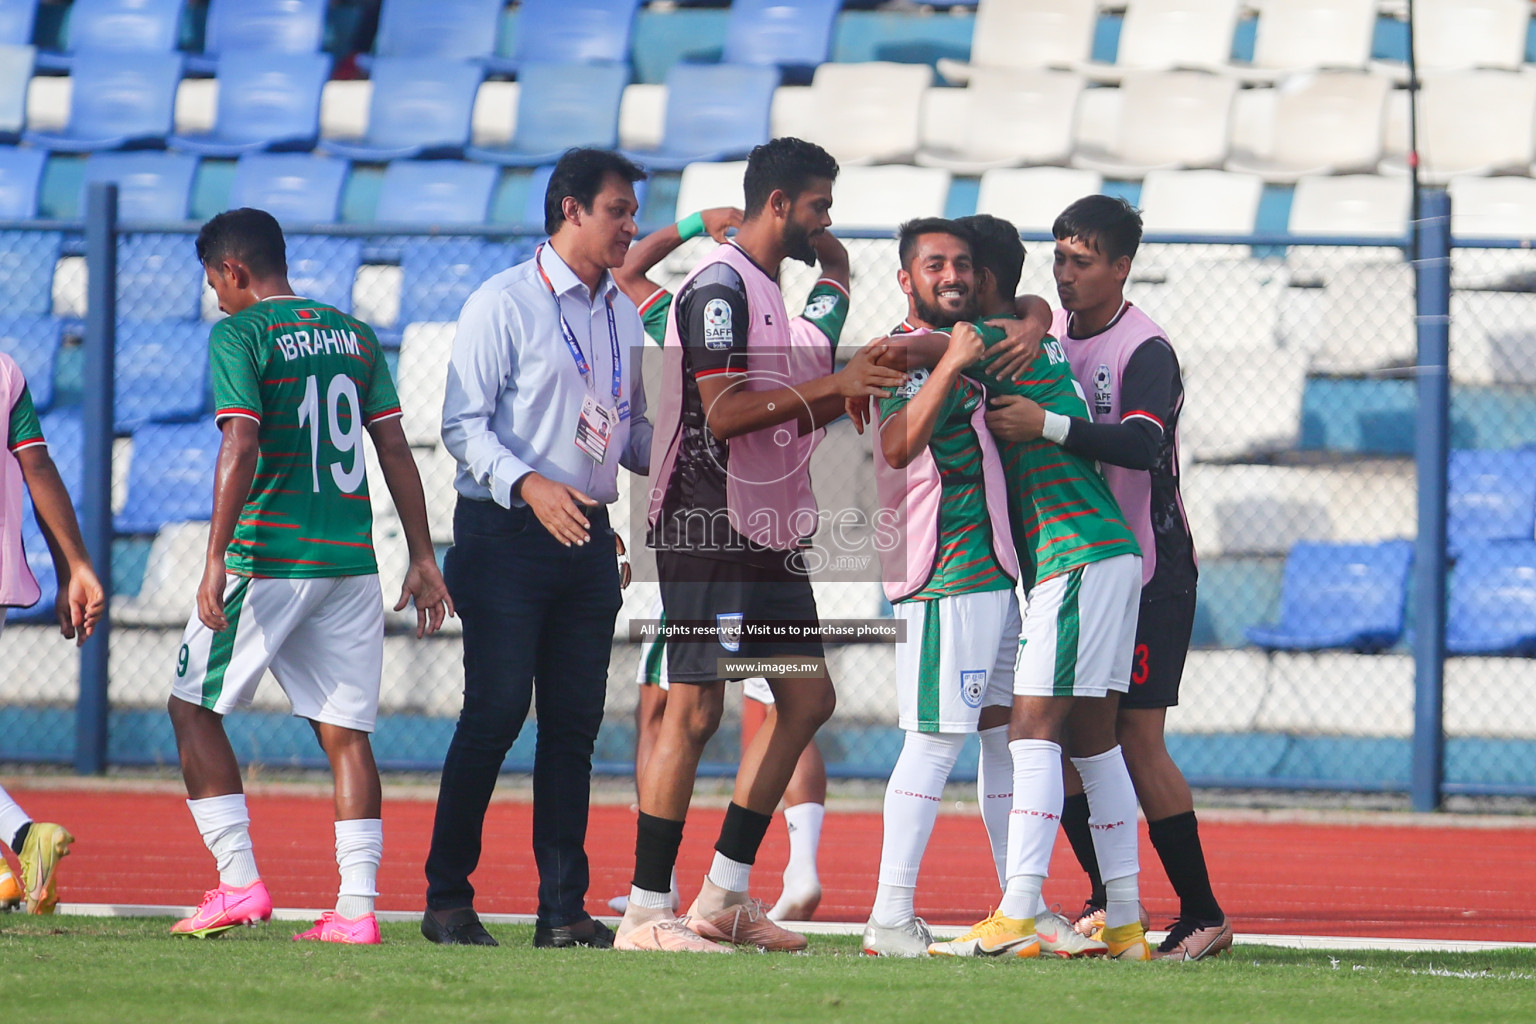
[[1121, 589, 1196, 710], [656, 549, 826, 684]]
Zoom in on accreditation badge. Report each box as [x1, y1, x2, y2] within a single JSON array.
[[575, 393, 617, 463]]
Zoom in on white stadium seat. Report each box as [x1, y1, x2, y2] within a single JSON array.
[[773, 62, 932, 165], [936, 0, 1098, 82], [110, 522, 211, 627], [1446, 177, 1536, 290], [1287, 174, 1411, 247], [1178, 343, 1307, 460], [1138, 169, 1263, 235], [1225, 0, 1376, 82], [1071, 71, 1237, 178], [1224, 71, 1390, 183], [975, 166, 1103, 233], [1075, 0, 1243, 82], [1388, 0, 1529, 75], [675, 161, 747, 219], [471, 81, 519, 148], [830, 165, 950, 229], [319, 78, 370, 141], [617, 83, 666, 152], [1380, 71, 1536, 185], [1126, 256, 1283, 352], [916, 69, 1084, 173]]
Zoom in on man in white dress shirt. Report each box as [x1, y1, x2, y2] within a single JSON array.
[[423, 149, 652, 949]]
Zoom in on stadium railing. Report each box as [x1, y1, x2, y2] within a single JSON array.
[[3, 188, 1533, 807]]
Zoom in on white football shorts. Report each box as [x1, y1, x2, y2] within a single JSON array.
[[171, 573, 385, 731], [1015, 553, 1142, 699], [894, 588, 1019, 733]]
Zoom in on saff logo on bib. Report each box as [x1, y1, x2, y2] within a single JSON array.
[[717, 612, 744, 652], [895, 367, 930, 399], [803, 293, 837, 320], [1093, 363, 1113, 415], [960, 669, 986, 708], [704, 298, 733, 350]]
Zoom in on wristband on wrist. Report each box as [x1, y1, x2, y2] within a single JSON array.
[[676, 211, 707, 241], [1041, 411, 1072, 446]]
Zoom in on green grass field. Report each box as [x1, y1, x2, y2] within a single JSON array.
[[5, 916, 1533, 1023]]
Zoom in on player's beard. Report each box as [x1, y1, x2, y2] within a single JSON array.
[[912, 284, 976, 329], [783, 220, 819, 266]]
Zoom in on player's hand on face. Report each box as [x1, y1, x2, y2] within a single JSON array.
[[703, 207, 744, 242], [397, 556, 455, 639], [58, 565, 105, 646], [983, 317, 1044, 380], [985, 394, 1047, 442], [845, 394, 872, 434], [943, 322, 988, 371], [197, 561, 230, 632], [836, 341, 908, 398], [519, 472, 598, 547]]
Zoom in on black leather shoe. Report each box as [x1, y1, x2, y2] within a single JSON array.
[[533, 917, 615, 949], [422, 906, 499, 946]]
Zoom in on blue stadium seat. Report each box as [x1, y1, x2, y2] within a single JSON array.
[[0, 229, 62, 315], [374, 160, 497, 225], [0, 145, 47, 217], [170, 53, 330, 157], [0, 316, 63, 411], [0, 43, 34, 140], [35, 0, 186, 72], [723, 0, 841, 82], [1246, 539, 1414, 653], [24, 51, 183, 151], [1448, 449, 1536, 556], [490, 0, 641, 75], [186, 0, 326, 74], [620, 63, 776, 171], [11, 503, 60, 624], [0, 1, 37, 47], [287, 236, 362, 313], [398, 239, 525, 323], [465, 62, 627, 167], [367, 0, 503, 63], [114, 320, 210, 431], [115, 233, 202, 320], [36, 408, 83, 496], [319, 57, 481, 162], [81, 151, 197, 221], [1446, 541, 1536, 656], [228, 153, 348, 225], [115, 419, 219, 533]]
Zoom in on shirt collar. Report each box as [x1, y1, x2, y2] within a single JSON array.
[[539, 240, 617, 301]]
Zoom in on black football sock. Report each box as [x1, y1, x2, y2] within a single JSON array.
[[11, 822, 30, 853], [1061, 793, 1106, 908], [714, 802, 773, 866], [632, 812, 685, 896], [1148, 810, 1224, 924]]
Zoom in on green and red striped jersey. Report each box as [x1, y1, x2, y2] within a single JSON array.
[[210, 297, 401, 579], [878, 373, 1013, 601], [967, 318, 1140, 589]]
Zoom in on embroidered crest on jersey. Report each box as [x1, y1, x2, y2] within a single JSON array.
[[1093, 363, 1113, 415], [716, 612, 744, 652], [960, 669, 986, 708], [895, 367, 930, 400], [704, 298, 733, 350], [803, 293, 837, 320]]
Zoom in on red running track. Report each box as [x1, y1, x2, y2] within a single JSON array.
[[5, 786, 1533, 941]]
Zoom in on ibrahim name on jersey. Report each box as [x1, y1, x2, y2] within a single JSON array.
[[877, 374, 1013, 602], [211, 298, 402, 579], [963, 318, 1140, 590]]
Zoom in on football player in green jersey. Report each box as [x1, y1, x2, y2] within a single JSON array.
[[167, 209, 454, 945], [607, 208, 848, 922]]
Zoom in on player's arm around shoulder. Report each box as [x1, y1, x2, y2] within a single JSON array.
[[367, 416, 454, 639], [880, 323, 984, 469]]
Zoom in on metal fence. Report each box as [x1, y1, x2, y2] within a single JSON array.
[[2, 188, 1532, 805]]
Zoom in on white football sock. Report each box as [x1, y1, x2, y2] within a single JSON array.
[[706, 851, 752, 894], [627, 885, 673, 911], [975, 725, 1013, 890], [0, 785, 31, 851], [781, 802, 823, 882], [873, 730, 965, 926], [334, 818, 382, 919], [998, 739, 1063, 920], [1072, 745, 1141, 929], [187, 793, 260, 888], [1104, 875, 1141, 930]]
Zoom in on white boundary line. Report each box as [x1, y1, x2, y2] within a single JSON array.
[[52, 904, 1536, 953]]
